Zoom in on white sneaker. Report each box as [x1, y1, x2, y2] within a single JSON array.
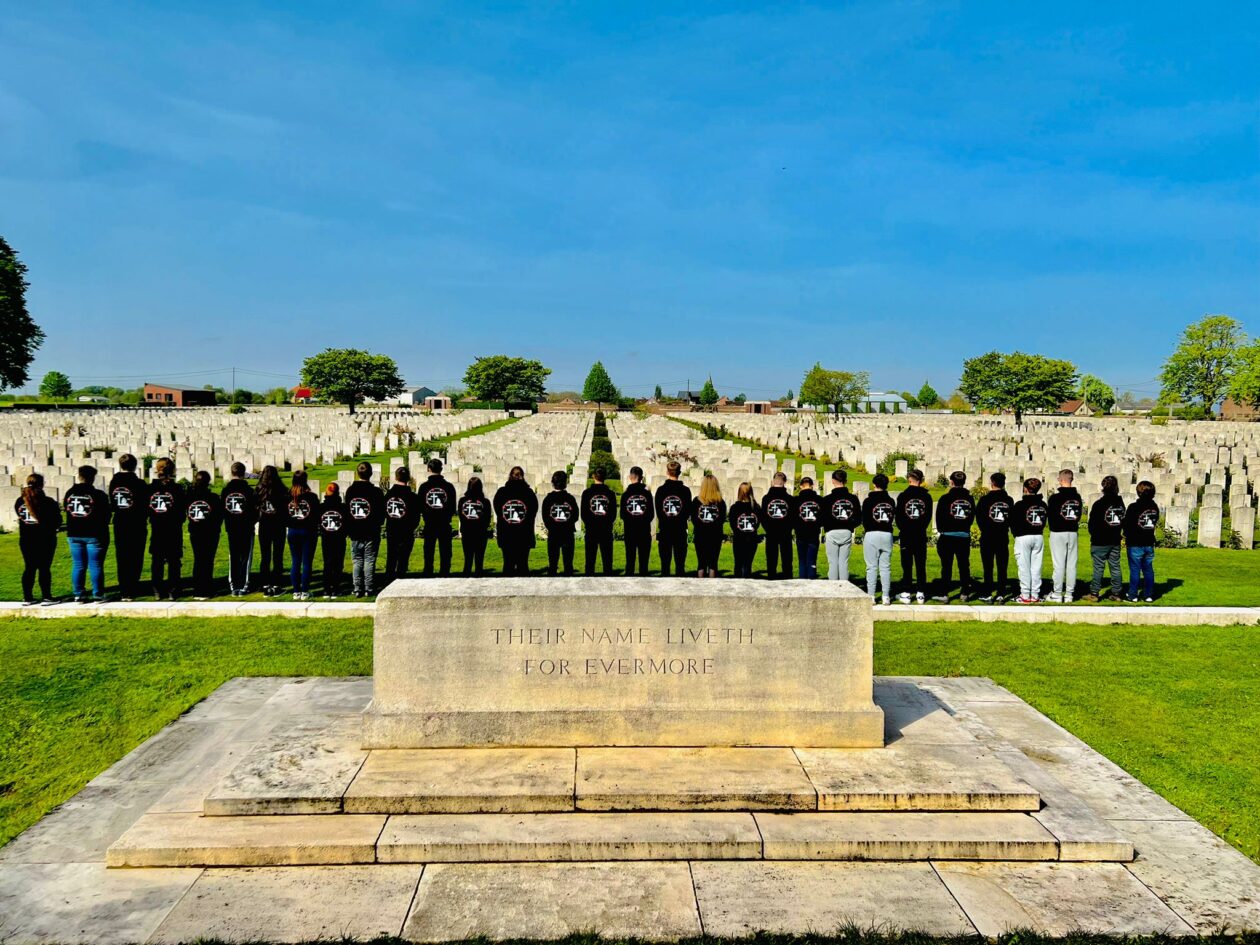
[[897, 592, 911, 604], [881, 596, 893, 606], [915, 592, 926, 604]]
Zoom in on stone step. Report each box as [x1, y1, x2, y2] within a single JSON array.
[[108, 810, 1127, 868]]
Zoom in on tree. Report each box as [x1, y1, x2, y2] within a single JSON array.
[[958, 351, 1078, 425], [264, 387, 290, 405], [582, 361, 619, 407], [733, 393, 747, 405], [916, 381, 941, 408], [799, 363, 870, 415], [1159, 315, 1247, 413], [463, 355, 550, 404], [1228, 341, 1260, 407], [1077, 374, 1116, 413], [1116, 391, 1138, 411], [39, 370, 72, 399], [654, 384, 663, 401], [900, 391, 920, 409], [300, 348, 405, 414], [698, 377, 719, 407], [0, 236, 44, 392]]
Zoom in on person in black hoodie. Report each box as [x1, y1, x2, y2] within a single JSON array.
[[345, 461, 385, 597], [108, 454, 148, 600], [286, 469, 321, 600], [255, 465, 288, 596], [542, 470, 580, 576], [1047, 469, 1084, 603], [793, 477, 824, 579], [691, 474, 727, 577], [1085, 475, 1126, 602], [220, 462, 257, 596], [975, 472, 1015, 603], [16, 473, 60, 605], [932, 470, 975, 602], [760, 471, 795, 579], [862, 474, 897, 604], [729, 481, 761, 578], [823, 469, 860, 583], [420, 458, 458, 577], [580, 468, 618, 576], [1011, 477, 1048, 603], [494, 465, 539, 576], [185, 470, 223, 600], [147, 458, 186, 600], [458, 477, 491, 576], [64, 464, 111, 603], [895, 469, 933, 603], [383, 466, 420, 583], [1124, 480, 1160, 602], [319, 483, 348, 597], [619, 466, 654, 576], [655, 460, 692, 576]]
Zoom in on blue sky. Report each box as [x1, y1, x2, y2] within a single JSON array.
[[2, 1, 1256, 399]]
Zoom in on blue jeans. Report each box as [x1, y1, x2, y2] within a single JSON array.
[[288, 531, 318, 593], [796, 540, 819, 579], [1127, 545, 1155, 599], [67, 536, 106, 600]]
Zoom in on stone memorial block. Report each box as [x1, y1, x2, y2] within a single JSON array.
[[365, 578, 883, 750], [1163, 505, 1190, 545], [1198, 505, 1222, 548]]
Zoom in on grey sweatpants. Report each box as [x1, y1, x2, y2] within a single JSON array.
[[1090, 543, 1123, 596], [1014, 534, 1044, 600], [1049, 531, 1079, 599], [825, 529, 854, 581], [863, 531, 893, 599]]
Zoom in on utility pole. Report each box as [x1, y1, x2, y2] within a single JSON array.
[[231, 367, 236, 405]]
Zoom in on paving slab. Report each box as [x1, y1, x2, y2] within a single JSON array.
[[0, 781, 171, 864], [575, 747, 816, 811], [875, 680, 977, 746], [258, 677, 373, 717], [692, 860, 975, 935], [1017, 745, 1194, 821], [0, 862, 201, 945], [934, 861, 1195, 935], [952, 701, 1086, 750], [205, 716, 368, 815], [179, 677, 292, 722], [344, 748, 576, 813], [1117, 818, 1260, 933], [754, 812, 1060, 861], [151, 865, 422, 943], [106, 812, 387, 867], [796, 743, 1040, 811], [379, 812, 762, 862], [403, 862, 702, 940], [92, 719, 248, 787], [900, 675, 1023, 704]]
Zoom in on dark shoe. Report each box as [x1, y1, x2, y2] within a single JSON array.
[[1082, 593, 1099, 602]]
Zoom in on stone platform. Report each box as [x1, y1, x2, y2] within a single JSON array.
[[5, 676, 1259, 939]]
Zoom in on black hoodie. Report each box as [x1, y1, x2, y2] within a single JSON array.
[[1123, 497, 1160, 547], [581, 483, 618, 534], [147, 479, 186, 538], [220, 478, 257, 533], [108, 471, 148, 530], [63, 482, 111, 540], [185, 486, 224, 537], [793, 489, 824, 543], [895, 485, 933, 536], [419, 475, 457, 526], [345, 480, 386, 542], [542, 490, 580, 536], [934, 487, 976, 536], [862, 491, 896, 533], [458, 492, 491, 536], [729, 500, 760, 540], [493, 478, 539, 543], [619, 482, 654, 536], [760, 485, 796, 535], [691, 497, 727, 537], [1010, 494, 1048, 537], [1048, 486, 1084, 533], [15, 492, 61, 537], [286, 488, 321, 534], [320, 495, 347, 539], [383, 484, 420, 538], [1088, 493, 1126, 544], [824, 487, 861, 532], [654, 479, 692, 535], [976, 490, 1015, 537]]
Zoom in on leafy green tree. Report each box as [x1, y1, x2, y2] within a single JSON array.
[[1159, 315, 1247, 413], [39, 370, 72, 399], [733, 393, 747, 405], [654, 384, 663, 400], [959, 351, 1078, 425], [799, 363, 870, 415], [698, 377, 719, 406], [1228, 340, 1260, 407], [264, 387, 290, 405], [582, 361, 619, 407], [916, 381, 940, 408], [0, 236, 44, 392], [463, 355, 551, 404], [300, 348, 405, 414], [900, 391, 920, 409], [1077, 374, 1116, 413]]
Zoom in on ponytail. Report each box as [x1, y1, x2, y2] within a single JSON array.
[[22, 473, 44, 521]]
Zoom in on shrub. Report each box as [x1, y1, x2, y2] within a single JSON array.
[[592, 435, 612, 453], [226, 403, 247, 415], [1156, 526, 1184, 549], [876, 450, 920, 478], [589, 450, 620, 481]]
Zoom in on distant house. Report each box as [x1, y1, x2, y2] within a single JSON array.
[[1054, 399, 1092, 417], [370, 385, 437, 406], [1222, 398, 1260, 422], [676, 390, 701, 405], [143, 384, 217, 407], [744, 400, 774, 414], [291, 386, 315, 404], [424, 395, 453, 411]]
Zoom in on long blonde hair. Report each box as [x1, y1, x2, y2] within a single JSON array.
[[699, 474, 722, 505], [22, 473, 44, 520], [736, 481, 754, 504]]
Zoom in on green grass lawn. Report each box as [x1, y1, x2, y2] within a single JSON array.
[[3, 528, 1258, 606], [0, 616, 1255, 866]]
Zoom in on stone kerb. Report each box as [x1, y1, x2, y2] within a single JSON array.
[[365, 577, 884, 750]]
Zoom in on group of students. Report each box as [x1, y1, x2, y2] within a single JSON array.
[[14, 454, 1162, 604]]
